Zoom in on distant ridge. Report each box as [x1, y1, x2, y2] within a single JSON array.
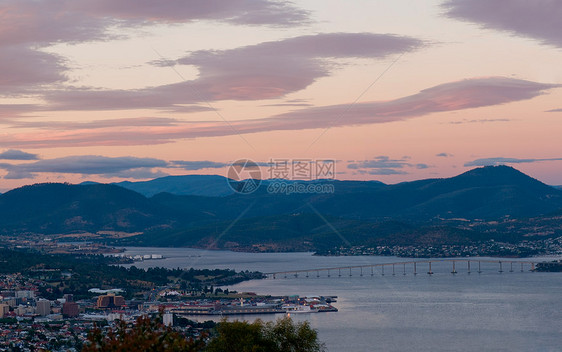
[[0, 183, 174, 234], [0, 166, 561, 250], [114, 176, 386, 198], [114, 175, 234, 197], [375, 165, 562, 220]]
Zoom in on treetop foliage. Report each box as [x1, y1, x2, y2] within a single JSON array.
[[83, 314, 325, 352]]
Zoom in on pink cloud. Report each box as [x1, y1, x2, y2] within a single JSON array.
[[0, 1, 421, 119], [41, 33, 421, 111], [176, 32, 422, 101], [10, 117, 182, 129], [0, 77, 557, 148], [443, 0, 562, 47], [0, 0, 308, 47], [78, 0, 309, 27], [0, 0, 310, 101], [0, 1, 109, 47], [0, 104, 39, 121], [254, 77, 559, 129], [0, 45, 66, 93]]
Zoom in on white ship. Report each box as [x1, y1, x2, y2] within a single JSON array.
[[282, 304, 314, 314]]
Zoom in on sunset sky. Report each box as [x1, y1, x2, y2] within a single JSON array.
[[1, 0, 561, 190]]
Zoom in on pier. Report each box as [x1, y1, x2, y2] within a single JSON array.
[[265, 259, 538, 279]]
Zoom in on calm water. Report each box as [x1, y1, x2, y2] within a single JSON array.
[[121, 247, 562, 352]]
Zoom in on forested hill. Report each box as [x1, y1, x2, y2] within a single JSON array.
[[1, 166, 561, 249]]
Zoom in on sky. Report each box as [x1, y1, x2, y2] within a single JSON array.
[[1, 0, 562, 190]]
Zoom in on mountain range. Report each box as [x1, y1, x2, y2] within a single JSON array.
[[1, 166, 561, 250], [114, 175, 236, 197]]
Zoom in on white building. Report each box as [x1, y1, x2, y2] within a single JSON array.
[[16, 290, 35, 299]]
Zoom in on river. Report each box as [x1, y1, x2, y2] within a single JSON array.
[[119, 247, 562, 352]]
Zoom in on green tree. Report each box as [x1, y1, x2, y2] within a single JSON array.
[[206, 320, 271, 352], [82, 314, 324, 352], [266, 317, 324, 352], [83, 313, 205, 352], [206, 317, 325, 352]]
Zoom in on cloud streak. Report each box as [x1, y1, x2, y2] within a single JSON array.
[[11, 117, 184, 130], [464, 157, 562, 167], [0, 45, 66, 94], [347, 156, 430, 175], [0, 77, 558, 148], [41, 33, 422, 111], [0, 0, 310, 100], [443, 0, 562, 48], [0, 149, 39, 160], [0, 155, 168, 179], [78, 0, 310, 27], [0, 0, 308, 47], [348, 156, 411, 170], [447, 118, 510, 125], [0, 155, 242, 179], [171, 160, 230, 170]]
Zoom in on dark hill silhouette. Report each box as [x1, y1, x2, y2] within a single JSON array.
[[113, 175, 386, 198], [0, 183, 174, 234], [150, 166, 562, 221], [373, 165, 562, 219], [0, 166, 561, 246]]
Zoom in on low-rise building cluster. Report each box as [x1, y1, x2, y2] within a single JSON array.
[[323, 236, 562, 257], [0, 271, 337, 351]]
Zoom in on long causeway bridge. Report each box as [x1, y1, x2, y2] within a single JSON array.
[[265, 259, 538, 279]]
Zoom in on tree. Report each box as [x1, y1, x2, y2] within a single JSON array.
[[82, 314, 324, 352], [206, 317, 325, 352], [206, 320, 271, 352], [83, 313, 205, 352], [266, 316, 324, 352]]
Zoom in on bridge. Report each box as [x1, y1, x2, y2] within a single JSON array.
[[265, 259, 538, 279]]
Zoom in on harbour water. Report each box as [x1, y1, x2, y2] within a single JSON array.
[[121, 247, 562, 352]]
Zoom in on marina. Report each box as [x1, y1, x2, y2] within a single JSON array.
[[169, 295, 338, 316]]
